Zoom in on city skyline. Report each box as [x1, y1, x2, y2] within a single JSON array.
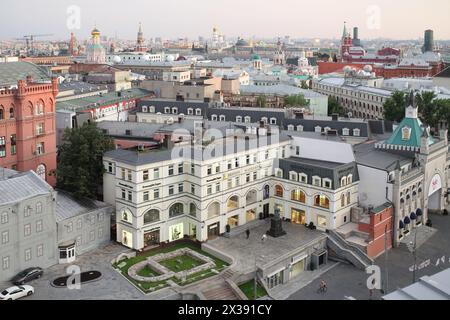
[[1, 0, 450, 41]]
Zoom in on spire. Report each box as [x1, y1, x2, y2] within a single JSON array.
[[342, 22, 348, 39], [395, 160, 402, 171], [138, 22, 143, 34]]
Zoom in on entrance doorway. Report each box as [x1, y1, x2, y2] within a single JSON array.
[[267, 270, 284, 289], [290, 259, 305, 279], [208, 223, 220, 240], [263, 204, 270, 219], [246, 209, 257, 223], [291, 209, 306, 225], [227, 215, 239, 229], [144, 229, 160, 248]]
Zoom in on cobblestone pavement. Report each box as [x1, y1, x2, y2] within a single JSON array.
[[289, 213, 450, 300], [0, 243, 177, 300]]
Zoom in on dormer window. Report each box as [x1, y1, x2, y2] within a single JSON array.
[[402, 126, 411, 141], [299, 173, 307, 183], [219, 115, 226, 121], [195, 109, 202, 116], [297, 125, 304, 132], [244, 116, 251, 123], [164, 107, 170, 114], [172, 107, 178, 114], [353, 128, 361, 137], [313, 176, 322, 187], [270, 118, 277, 125], [211, 114, 218, 121], [315, 126, 322, 133], [289, 171, 298, 181], [149, 106, 155, 113], [236, 116, 242, 123], [342, 128, 350, 136], [142, 106, 148, 112], [288, 125, 295, 131], [187, 108, 194, 115]]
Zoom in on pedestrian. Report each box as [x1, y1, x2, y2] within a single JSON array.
[[246, 229, 250, 239], [261, 234, 267, 242]]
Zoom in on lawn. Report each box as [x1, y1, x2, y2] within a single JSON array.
[[137, 265, 160, 278], [239, 280, 268, 300], [112, 242, 229, 293], [159, 254, 205, 272]]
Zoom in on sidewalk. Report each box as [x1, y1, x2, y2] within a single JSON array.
[[269, 262, 339, 300]]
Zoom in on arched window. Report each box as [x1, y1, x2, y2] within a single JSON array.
[[291, 189, 306, 203], [121, 208, 132, 222], [144, 209, 160, 224], [246, 190, 257, 206], [314, 195, 330, 209], [207, 202, 220, 219], [9, 107, 14, 119], [341, 194, 345, 207], [36, 164, 46, 181], [0, 107, 4, 120], [275, 185, 284, 198], [227, 196, 239, 212], [169, 203, 184, 218], [189, 203, 197, 217]]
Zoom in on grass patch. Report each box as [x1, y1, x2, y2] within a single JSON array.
[[239, 280, 268, 300], [112, 242, 229, 293], [159, 254, 205, 272], [137, 265, 160, 278]]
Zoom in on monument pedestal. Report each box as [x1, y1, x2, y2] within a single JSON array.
[[267, 210, 286, 238]]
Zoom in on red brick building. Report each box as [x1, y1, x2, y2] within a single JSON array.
[[358, 204, 394, 258], [0, 62, 58, 186]]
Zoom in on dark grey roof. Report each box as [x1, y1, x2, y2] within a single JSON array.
[[138, 100, 210, 114], [354, 140, 413, 171], [55, 191, 112, 223], [207, 107, 286, 124], [283, 118, 369, 137], [58, 81, 108, 94], [279, 157, 359, 190], [104, 133, 291, 165]]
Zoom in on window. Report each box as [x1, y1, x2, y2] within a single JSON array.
[[296, 146, 300, 156], [164, 107, 170, 114], [154, 189, 160, 199], [169, 203, 184, 218], [270, 118, 277, 125], [314, 195, 330, 209], [341, 177, 347, 187], [99, 213, 104, 222], [168, 165, 174, 176], [195, 109, 202, 116], [207, 166, 212, 175], [36, 123, 44, 135], [236, 116, 242, 123], [275, 185, 284, 198], [219, 115, 226, 121], [341, 194, 346, 207], [36, 220, 43, 233], [323, 179, 332, 189], [25, 249, 32, 262], [191, 164, 195, 175], [10, 134, 16, 155], [187, 108, 193, 115], [121, 168, 126, 180], [291, 189, 306, 203], [178, 163, 184, 174], [191, 184, 196, 195], [121, 189, 126, 200], [36, 142, 45, 155], [216, 182, 221, 192], [353, 129, 361, 137], [154, 168, 160, 179], [77, 219, 82, 230], [1, 212, 9, 224], [0, 108, 4, 120], [76, 236, 82, 247], [290, 172, 298, 181], [144, 209, 160, 224], [347, 191, 351, 205], [342, 128, 350, 136], [207, 185, 213, 195], [347, 174, 353, 184], [253, 172, 257, 181], [98, 228, 104, 239], [287, 125, 294, 131], [0, 136, 5, 157], [297, 125, 304, 132], [315, 126, 322, 133], [89, 230, 95, 242], [143, 191, 149, 201], [127, 170, 132, 181], [317, 215, 327, 228], [227, 161, 232, 170], [299, 173, 307, 183], [211, 114, 218, 121], [246, 155, 251, 165], [265, 150, 269, 160], [172, 107, 178, 114], [24, 223, 32, 237], [2, 231, 9, 244], [235, 158, 240, 168], [178, 183, 184, 193], [190, 203, 197, 217], [127, 191, 132, 201], [107, 162, 114, 174], [2, 256, 10, 270], [143, 170, 149, 181], [24, 206, 32, 217], [37, 244, 44, 257], [244, 116, 251, 123], [235, 176, 240, 186], [169, 185, 175, 196]]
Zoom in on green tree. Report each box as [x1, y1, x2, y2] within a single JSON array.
[[256, 96, 267, 107], [285, 94, 310, 107], [435, 99, 450, 130], [301, 80, 309, 90], [383, 91, 406, 122], [416, 91, 437, 127], [327, 96, 344, 116], [56, 122, 115, 200]]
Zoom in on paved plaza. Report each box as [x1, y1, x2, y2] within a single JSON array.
[[207, 220, 327, 274], [290, 213, 450, 300]]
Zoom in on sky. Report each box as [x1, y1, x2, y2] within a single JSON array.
[[1, 0, 450, 41]]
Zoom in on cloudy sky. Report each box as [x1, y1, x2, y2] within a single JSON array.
[[1, 0, 449, 41]]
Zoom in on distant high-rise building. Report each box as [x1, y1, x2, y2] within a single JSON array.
[[353, 27, 361, 47], [423, 29, 434, 53], [69, 32, 78, 56]]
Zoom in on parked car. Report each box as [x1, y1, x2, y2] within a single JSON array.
[[0, 285, 34, 300], [11, 267, 44, 285]]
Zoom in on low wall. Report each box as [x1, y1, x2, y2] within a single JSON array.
[[201, 243, 235, 265]]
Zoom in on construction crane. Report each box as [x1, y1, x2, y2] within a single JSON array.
[[14, 34, 54, 56]]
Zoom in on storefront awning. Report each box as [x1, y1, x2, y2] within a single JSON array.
[[404, 216, 411, 225], [410, 212, 417, 220], [416, 208, 423, 216], [399, 221, 405, 229]]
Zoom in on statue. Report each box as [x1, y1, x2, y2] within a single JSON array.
[[267, 208, 287, 238], [407, 90, 416, 108]]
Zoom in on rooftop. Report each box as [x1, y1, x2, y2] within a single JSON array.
[[0, 61, 51, 87], [55, 191, 111, 223], [240, 84, 326, 98], [56, 88, 152, 112]]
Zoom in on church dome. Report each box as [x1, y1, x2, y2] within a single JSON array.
[[252, 54, 261, 61], [236, 38, 250, 47], [91, 28, 101, 36], [112, 56, 122, 64]]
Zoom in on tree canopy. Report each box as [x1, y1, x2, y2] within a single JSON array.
[[285, 94, 310, 107], [328, 96, 344, 116], [383, 91, 407, 123], [56, 122, 115, 200]]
